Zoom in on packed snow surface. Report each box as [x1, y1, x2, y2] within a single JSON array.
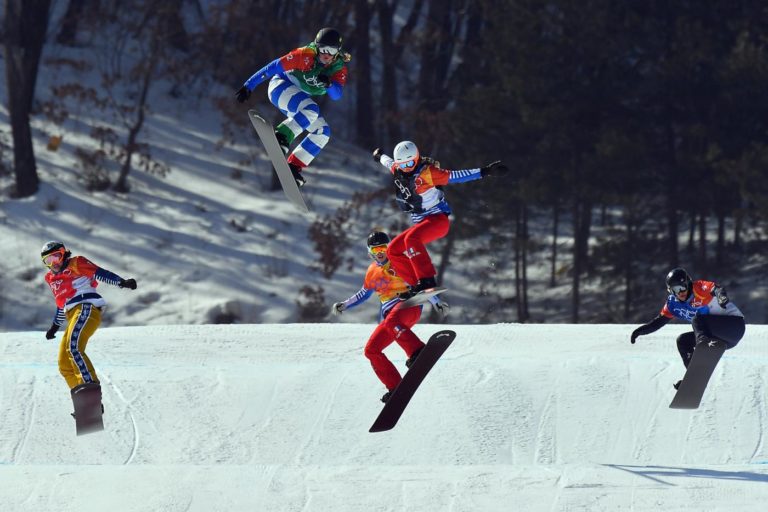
[[1, 323, 767, 511]]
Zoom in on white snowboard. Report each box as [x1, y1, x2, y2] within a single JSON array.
[[248, 110, 309, 213]]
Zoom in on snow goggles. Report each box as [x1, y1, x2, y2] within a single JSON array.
[[669, 284, 687, 294], [396, 159, 417, 170], [42, 251, 64, 267], [368, 244, 387, 255], [318, 45, 340, 56]]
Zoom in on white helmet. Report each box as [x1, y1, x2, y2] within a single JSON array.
[[393, 141, 420, 171]]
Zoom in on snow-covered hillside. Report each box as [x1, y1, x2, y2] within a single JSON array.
[[1, 38, 507, 331], [1, 323, 767, 511], [0, 97, 388, 330], [2, 27, 766, 332]]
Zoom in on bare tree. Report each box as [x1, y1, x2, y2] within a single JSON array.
[[353, 0, 374, 148], [4, 0, 52, 197], [376, 0, 424, 146], [85, 1, 173, 192], [57, 0, 96, 46]]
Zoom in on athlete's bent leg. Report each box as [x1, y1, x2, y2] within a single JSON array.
[[58, 304, 102, 389], [676, 331, 696, 367], [364, 324, 402, 391], [402, 214, 450, 280], [386, 230, 417, 287], [382, 304, 424, 357]]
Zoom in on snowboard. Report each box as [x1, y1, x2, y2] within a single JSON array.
[[71, 382, 104, 436], [247, 110, 310, 213], [399, 287, 448, 308], [669, 339, 726, 410], [369, 330, 456, 433]]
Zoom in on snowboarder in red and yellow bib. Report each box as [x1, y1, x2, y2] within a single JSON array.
[[41, 241, 137, 402], [331, 231, 449, 403]]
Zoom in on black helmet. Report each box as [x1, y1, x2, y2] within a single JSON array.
[[367, 231, 390, 248], [315, 27, 342, 49], [666, 267, 692, 295]]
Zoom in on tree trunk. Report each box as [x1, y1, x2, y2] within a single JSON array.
[[688, 211, 695, 253], [623, 208, 635, 320], [515, 203, 523, 321], [57, 0, 86, 46], [353, 0, 374, 148], [4, 0, 51, 198], [666, 200, 679, 267], [521, 203, 530, 322], [577, 199, 592, 275], [158, 0, 189, 52], [417, 0, 457, 124], [716, 211, 725, 267], [377, 0, 424, 145], [376, 1, 399, 144], [550, 200, 559, 287], [571, 200, 588, 323], [697, 211, 707, 266], [114, 53, 155, 192], [663, 121, 680, 267]]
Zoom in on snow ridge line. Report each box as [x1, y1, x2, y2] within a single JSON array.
[[101, 373, 139, 465], [11, 377, 36, 463]]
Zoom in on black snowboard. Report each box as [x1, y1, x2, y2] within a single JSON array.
[[669, 340, 726, 410], [369, 330, 455, 433], [71, 382, 104, 435]]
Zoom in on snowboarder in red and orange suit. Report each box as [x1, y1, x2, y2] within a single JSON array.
[[331, 231, 449, 403], [372, 141, 508, 299]]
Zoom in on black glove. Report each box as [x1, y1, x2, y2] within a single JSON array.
[[630, 329, 640, 344], [46, 324, 59, 340], [235, 86, 251, 103], [119, 278, 138, 290], [317, 74, 331, 88], [480, 161, 508, 178], [372, 148, 383, 163], [715, 286, 729, 307]]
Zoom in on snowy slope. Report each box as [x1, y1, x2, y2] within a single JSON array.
[[0, 92, 397, 330], [1, 323, 767, 511]]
